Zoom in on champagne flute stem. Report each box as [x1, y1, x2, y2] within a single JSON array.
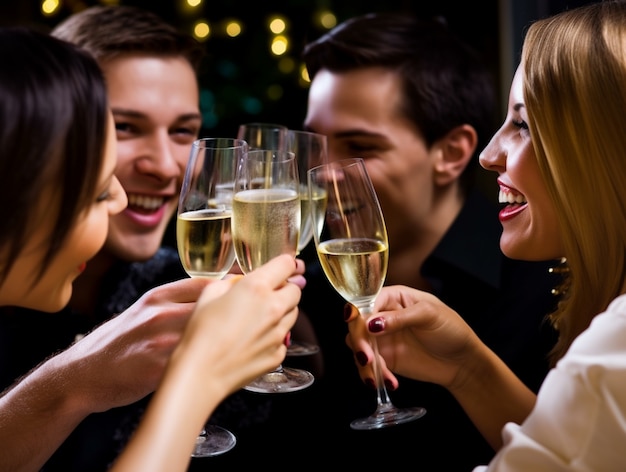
[[359, 305, 393, 407], [370, 335, 393, 407]]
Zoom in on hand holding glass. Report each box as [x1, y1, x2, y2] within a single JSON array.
[[307, 158, 426, 429], [176, 137, 245, 456]]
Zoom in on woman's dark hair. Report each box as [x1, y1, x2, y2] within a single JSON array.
[[303, 12, 497, 195], [0, 27, 109, 285]]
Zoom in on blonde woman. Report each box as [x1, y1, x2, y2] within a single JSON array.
[[346, 1, 626, 470]]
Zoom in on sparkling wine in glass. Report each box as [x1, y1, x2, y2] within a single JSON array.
[[308, 157, 426, 430], [284, 129, 328, 356], [231, 148, 315, 393], [176, 137, 245, 456]]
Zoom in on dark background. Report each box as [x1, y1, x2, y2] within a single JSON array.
[[0, 0, 597, 139]]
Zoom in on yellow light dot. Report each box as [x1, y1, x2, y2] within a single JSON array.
[[187, 0, 202, 7], [194, 21, 210, 40], [267, 84, 283, 101], [319, 11, 337, 29], [271, 35, 288, 56], [41, 0, 59, 16], [300, 64, 310, 83], [225, 21, 241, 37], [269, 17, 286, 34], [278, 57, 295, 74]]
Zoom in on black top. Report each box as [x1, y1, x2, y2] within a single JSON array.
[[199, 190, 561, 470]]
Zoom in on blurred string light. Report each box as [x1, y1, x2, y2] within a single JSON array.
[[41, 0, 60, 16], [224, 20, 242, 37], [317, 10, 337, 29], [271, 35, 288, 56], [268, 16, 289, 57], [187, 0, 202, 7], [193, 20, 210, 41], [267, 84, 283, 100], [278, 57, 295, 74], [269, 17, 286, 34], [299, 63, 311, 86]]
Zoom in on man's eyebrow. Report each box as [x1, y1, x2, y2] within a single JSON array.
[[111, 108, 202, 121], [334, 129, 386, 139]]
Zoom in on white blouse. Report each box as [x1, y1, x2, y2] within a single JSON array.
[[474, 293, 626, 471]]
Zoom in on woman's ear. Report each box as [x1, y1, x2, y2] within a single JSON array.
[[432, 124, 477, 187]]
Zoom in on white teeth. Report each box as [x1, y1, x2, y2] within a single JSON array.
[[127, 194, 165, 210], [498, 189, 527, 204]]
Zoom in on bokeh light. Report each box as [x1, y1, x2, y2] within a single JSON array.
[[225, 20, 242, 37], [269, 17, 286, 34], [271, 35, 288, 56], [41, 0, 60, 16], [193, 20, 210, 41]]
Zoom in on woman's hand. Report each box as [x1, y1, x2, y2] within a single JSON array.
[[345, 285, 482, 391], [173, 254, 304, 396], [344, 285, 536, 449]]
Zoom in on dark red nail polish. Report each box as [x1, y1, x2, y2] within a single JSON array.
[[365, 378, 376, 390], [356, 351, 368, 366], [369, 317, 385, 333], [384, 379, 396, 391]]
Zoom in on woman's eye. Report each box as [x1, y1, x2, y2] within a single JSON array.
[[512, 119, 529, 130], [96, 190, 111, 202]]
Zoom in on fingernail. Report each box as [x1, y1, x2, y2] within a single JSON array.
[[369, 317, 385, 333], [365, 378, 376, 390], [384, 379, 396, 391], [355, 351, 368, 366], [284, 331, 291, 347], [343, 304, 353, 321]]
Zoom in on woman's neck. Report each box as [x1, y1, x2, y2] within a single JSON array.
[[69, 251, 116, 315]]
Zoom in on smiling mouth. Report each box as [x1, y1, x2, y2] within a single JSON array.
[[498, 186, 528, 220], [498, 188, 527, 205], [127, 194, 167, 214]]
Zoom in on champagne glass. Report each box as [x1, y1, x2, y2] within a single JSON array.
[[284, 129, 328, 356], [231, 148, 315, 393], [307, 158, 426, 430], [236, 122, 287, 150], [176, 137, 245, 456]]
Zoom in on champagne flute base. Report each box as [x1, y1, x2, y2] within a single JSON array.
[[350, 405, 426, 431], [243, 366, 314, 393], [286, 341, 320, 357], [191, 425, 237, 457]]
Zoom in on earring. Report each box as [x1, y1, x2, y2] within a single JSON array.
[[549, 257, 570, 296]]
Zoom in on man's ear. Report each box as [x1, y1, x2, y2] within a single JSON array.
[[432, 124, 477, 186]]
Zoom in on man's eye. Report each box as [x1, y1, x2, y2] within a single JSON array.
[[347, 143, 376, 153], [115, 122, 135, 133], [173, 127, 197, 136]]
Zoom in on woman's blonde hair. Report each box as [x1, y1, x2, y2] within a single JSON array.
[[522, 0, 626, 364]]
